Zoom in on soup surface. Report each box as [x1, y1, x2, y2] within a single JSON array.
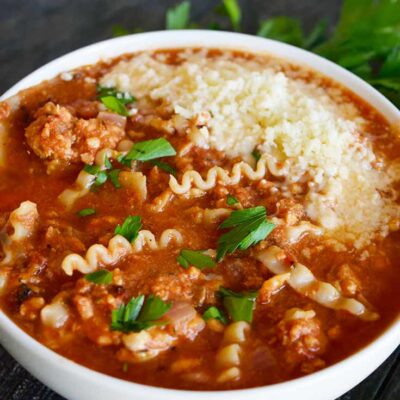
[[0, 49, 399, 390]]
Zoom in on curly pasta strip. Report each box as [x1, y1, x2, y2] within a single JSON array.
[[58, 170, 96, 208], [0, 201, 39, 266], [256, 248, 378, 321], [216, 321, 250, 383], [169, 154, 274, 195], [288, 263, 379, 321], [58, 141, 133, 208], [62, 229, 183, 276], [132, 229, 183, 252]]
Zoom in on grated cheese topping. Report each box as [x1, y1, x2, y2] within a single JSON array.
[[101, 50, 400, 247]]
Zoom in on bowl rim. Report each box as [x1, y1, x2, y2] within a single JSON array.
[[1, 29, 399, 399]]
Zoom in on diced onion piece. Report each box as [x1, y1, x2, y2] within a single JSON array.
[[41, 303, 69, 328], [97, 111, 127, 128]]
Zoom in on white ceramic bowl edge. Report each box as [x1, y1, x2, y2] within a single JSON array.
[[1, 30, 399, 400]]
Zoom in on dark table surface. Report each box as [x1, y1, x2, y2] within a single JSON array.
[[0, 1, 399, 399]]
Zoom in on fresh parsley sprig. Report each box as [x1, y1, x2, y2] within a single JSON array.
[[177, 249, 216, 269], [218, 287, 258, 323], [111, 294, 172, 333], [216, 206, 275, 261]]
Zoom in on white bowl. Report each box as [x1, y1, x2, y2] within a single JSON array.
[[1, 30, 399, 400]]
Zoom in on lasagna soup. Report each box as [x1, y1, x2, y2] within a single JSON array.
[[0, 49, 399, 390]]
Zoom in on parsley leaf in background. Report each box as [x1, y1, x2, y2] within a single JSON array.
[[257, 16, 327, 50], [115, 215, 142, 242], [166, 1, 191, 29], [216, 206, 275, 261], [257, 17, 304, 47], [177, 249, 216, 269], [216, 0, 241, 32], [218, 287, 258, 323], [112, 25, 144, 37], [314, 0, 400, 107], [112, 25, 131, 37], [111, 294, 172, 333]]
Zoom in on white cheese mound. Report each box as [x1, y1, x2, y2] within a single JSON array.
[[101, 51, 400, 247]]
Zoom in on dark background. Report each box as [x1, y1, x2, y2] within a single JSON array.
[[0, 1, 399, 399]]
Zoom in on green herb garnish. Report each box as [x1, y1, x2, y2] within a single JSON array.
[[99, 96, 129, 116], [77, 208, 96, 217], [97, 86, 135, 116], [108, 169, 121, 188], [83, 159, 122, 189], [97, 86, 135, 104], [251, 149, 262, 162], [226, 195, 238, 206], [111, 294, 172, 333], [85, 269, 113, 284], [203, 306, 228, 324], [122, 138, 176, 163], [83, 164, 108, 186], [177, 249, 216, 269], [218, 287, 258, 323], [115, 216, 142, 242], [150, 159, 177, 177], [216, 206, 275, 261], [104, 155, 112, 170], [166, 1, 191, 30]]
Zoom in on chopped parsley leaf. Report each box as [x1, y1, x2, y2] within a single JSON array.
[[203, 306, 228, 324], [226, 195, 239, 206], [115, 215, 142, 242], [251, 149, 262, 162], [111, 294, 172, 333], [216, 206, 275, 261], [218, 287, 258, 323], [77, 208, 96, 217], [150, 159, 177, 177], [122, 138, 176, 163], [85, 269, 113, 284], [177, 249, 216, 269], [97, 85, 135, 116], [108, 169, 121, 188]]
